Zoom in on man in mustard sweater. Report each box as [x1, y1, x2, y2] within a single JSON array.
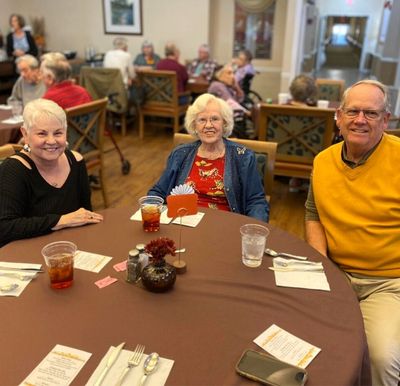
[[305, 79, 400, 386]]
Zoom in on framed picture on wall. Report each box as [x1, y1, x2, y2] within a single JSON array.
[[103, 0, 143, 35]]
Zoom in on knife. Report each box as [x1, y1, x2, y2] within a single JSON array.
[[94, 342, 125, 386]]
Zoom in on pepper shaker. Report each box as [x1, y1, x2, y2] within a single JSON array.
[[126, 248, 141, 283]]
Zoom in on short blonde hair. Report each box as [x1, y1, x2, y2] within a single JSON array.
[[184, 93, 234, 137], [23, 98, 67, 132]]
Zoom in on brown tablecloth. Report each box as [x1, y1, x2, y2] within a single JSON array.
[[0, 207, 370, 385], [0, 108, 22, 145]]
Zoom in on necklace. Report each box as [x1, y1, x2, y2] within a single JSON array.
[[198, 146, 225, 160], [51, 182, 59, 187]]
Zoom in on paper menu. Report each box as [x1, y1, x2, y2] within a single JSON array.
[[254, 324, 321, 368], [171, 212, 205, 227], [86, 347, 174, 386], [19, 344, 92, 386], [74, 250, 112, 273]]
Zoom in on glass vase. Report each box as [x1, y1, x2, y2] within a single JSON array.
[[141, 259, 176, 293]]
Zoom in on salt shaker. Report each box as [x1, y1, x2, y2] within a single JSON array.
[[126, 249, 141, 283], [136, 243, 149, 269]]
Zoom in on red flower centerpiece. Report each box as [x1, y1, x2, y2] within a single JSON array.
[[141, 237, 177, 292]]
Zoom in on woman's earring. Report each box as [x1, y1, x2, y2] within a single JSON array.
[[66, 141, 69, 148], [23, 143, 31, 153]]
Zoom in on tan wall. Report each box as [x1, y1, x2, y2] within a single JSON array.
[[0, 0, 210, 63]]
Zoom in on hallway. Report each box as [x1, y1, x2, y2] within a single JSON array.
[[323, 44, 360, 68]]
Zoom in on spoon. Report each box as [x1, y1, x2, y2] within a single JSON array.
[[265, 248, 308, 261], [0, 283, 19, 293], [138, 352, 159, 386]]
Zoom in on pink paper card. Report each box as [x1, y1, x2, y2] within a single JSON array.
[[95, 276, 118, 289], [113, 260, 127, 272]]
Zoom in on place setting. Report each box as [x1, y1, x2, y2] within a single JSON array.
[[130, 185, 205, 230], [20, 342, 174, 386], [87, 343, 174, 386], [0, 261, 42, 297], [239, 223, 330, 291]]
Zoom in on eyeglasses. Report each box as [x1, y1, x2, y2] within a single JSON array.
[[341, 108, 386, 120], [196, 116, 222, 126]]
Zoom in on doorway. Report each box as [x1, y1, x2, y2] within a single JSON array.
[[319, 16, 368, 70]]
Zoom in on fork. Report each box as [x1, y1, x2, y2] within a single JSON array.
[[115, 344, 145, 386]]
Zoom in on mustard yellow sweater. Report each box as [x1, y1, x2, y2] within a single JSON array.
[[313, 134, 400, 277]]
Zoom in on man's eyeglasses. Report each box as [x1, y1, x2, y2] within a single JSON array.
[[341, 108, 386, 120], [196, 116, 222, 126]]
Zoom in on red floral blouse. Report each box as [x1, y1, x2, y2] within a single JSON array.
[[185, 155, 230, 211]]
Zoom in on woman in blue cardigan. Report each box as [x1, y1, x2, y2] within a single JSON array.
[[148, 93, 269, 222]]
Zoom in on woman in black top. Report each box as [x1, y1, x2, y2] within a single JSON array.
[[0, 98, 103, 247], [6, 14, 38, 58]]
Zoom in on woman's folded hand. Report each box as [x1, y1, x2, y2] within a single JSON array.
[[52, 208, 103, 230]]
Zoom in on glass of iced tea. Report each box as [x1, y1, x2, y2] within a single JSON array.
[[41, 241, 77, 289], [138, 196, 164, 232]]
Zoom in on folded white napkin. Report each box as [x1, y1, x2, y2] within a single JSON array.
[[1, 116, 23, 124], [85, 347, 174, 386], [0, 269, 37, 297], [271, 257, 330, 291]]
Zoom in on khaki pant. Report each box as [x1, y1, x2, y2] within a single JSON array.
[[346, 273, 400, 386]]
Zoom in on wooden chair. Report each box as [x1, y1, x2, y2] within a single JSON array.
[[173, 133, 277, 200], [257, 104, 336, 179], [65, 98, 109, 207], [386, 128, 400, 137], [0, 144, 22, 163], [0, 60, 18, 104], [316, 78, 345, 102], [137, 70, 190, 140], [79, 66, 135, 136]]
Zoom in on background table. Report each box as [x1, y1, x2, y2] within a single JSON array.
[[187, 76, 209, 95], [0, 109, 22, 145], [0, 207, 370, 385]]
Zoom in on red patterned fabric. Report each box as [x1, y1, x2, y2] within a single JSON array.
[[185, 155, 230, 211]]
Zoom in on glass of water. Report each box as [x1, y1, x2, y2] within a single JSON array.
[[7, 97, 23, 119], [240, 224, 270, 268]]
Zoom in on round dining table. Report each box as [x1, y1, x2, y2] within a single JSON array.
[[0, 207, 370, 385]]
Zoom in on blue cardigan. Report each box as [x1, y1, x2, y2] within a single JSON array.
[[148, 138, 269, 222]]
